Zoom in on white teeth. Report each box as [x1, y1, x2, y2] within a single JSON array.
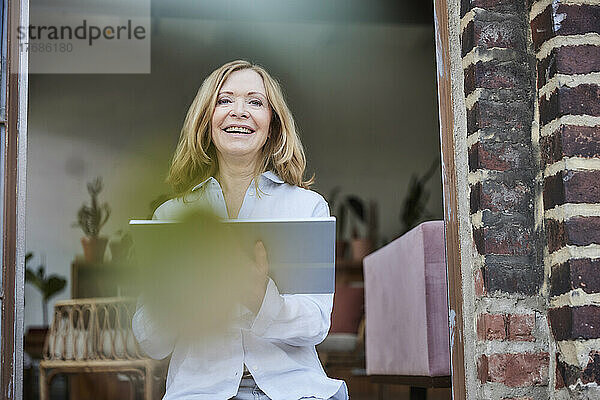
[[224, 126, 253, 134]]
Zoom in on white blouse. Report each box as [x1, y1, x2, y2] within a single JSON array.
[[132, 171, 348, 400]]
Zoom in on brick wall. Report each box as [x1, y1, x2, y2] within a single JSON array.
[[530, 0, 600, 397], [460, 0, 549, 398], [457, 0, 600, 398]]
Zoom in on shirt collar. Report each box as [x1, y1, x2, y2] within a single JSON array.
[[261, 170, 284, 184], [191, 170, 284, 192]]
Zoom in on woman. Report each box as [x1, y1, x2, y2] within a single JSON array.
[[132, 60, 348, 400]]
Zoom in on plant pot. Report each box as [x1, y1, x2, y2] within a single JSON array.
[[350, 238, 373, 261], [81, 236, 108, 263], [335, 240, 348, 261], [109, 241, 132, 263]]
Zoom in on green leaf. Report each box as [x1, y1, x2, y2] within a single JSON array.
[[43, 276, 67, 301], [25, 268, 43, 291], [346, 196, 365, 221], [37, 266, 45, 281]]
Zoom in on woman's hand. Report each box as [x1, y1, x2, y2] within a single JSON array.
[[243, 241, 269, 314]]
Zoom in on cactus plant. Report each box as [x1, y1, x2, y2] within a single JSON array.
[[73, 177, 110, 238], [73, 177, 111, 262]]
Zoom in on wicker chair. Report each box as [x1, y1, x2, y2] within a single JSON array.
[[39, 297, 168, 400]]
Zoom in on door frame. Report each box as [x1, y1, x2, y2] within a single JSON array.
[[0, 1, 464, 398], [1, 0, 29, 397], [432, 0, 467, 398]]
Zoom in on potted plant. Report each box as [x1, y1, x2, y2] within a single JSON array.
[[109, 229, 133, 263], [24, 252, 66, 359], [73, 176, 111, 263], [346, 195, 377, 261], [328, 187, 348, 260], [399, 157, 439, 236], [25, 252, 67, 325]]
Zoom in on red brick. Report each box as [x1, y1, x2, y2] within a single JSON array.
[[546, 218, 567, 253], [462, 19, 475, 57], [531, 4, 600, 51], [471, 180, 531, 213], [508, 314, 535, 341], [565, 216, 600, 247], [462, 17, 526, 57], [549, 305, 600, 340], [469, 141, 530, 172], [478, 314, 507, 340], [467, 100, 531, 135], [546, 217, 600, 252], [478, 354, 489, 383], [530, 5, 553, 51], [537, 45, 600, 89], [551, 258, 600, 296], [483, 263, 542, 295], [556, 356, 565, 389], [477, 19, 525, 51], [553, 4, 600, 37], [485, 352, 549, 387], [554, 45, 600, 75], [540, 125, 600, 165], [474, 223, 533, 255], [471, 182, 482, 214], [540, 84, 600, 126], [464, 60, 528, 95], [543, 170, 600, 210]]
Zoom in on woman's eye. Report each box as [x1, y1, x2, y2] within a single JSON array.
[[249, 99, 263, 106], [217, 98, 231, 105]]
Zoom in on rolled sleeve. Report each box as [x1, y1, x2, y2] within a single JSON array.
[[248, 278, 333, 346], [132, 300, 176, 360], [249, 277, 285, 336]]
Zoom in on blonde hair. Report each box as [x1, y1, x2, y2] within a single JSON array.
[[166, 60, 313, 199]]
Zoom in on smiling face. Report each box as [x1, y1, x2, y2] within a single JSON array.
[[211, 69, 272, 164]]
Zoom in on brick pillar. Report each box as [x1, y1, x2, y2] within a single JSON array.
[[531, 0, 600, 396], [459, 0, 550, 398]]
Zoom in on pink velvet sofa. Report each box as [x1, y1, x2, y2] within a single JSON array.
[[363, 220, 450, 397]]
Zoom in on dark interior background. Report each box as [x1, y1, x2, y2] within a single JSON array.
[[25, 0, 442, 328]]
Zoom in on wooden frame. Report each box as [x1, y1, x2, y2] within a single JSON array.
[[1, 0, 29, 398], [39, 360, 166, 400], [0, 2, 465, 398], [433, 0, 467, 398]]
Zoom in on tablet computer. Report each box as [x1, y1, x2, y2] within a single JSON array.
[[128, 217, 336, 294]]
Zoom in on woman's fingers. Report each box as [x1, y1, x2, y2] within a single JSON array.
[[254, 240, 269, 275], [238, 241, 269, 314]]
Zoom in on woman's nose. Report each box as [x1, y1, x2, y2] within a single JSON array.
[[230, 99, 249, 118]]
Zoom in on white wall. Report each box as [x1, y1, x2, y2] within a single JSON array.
[[25, 18, 442, 328]]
